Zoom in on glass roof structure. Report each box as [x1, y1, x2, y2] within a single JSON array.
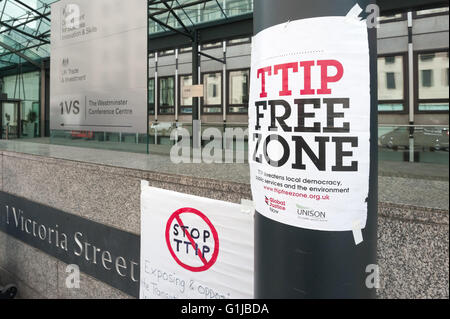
[[148, 0, 253, 34], [0, 0, 253, 70], [0, 0, 57, 69]]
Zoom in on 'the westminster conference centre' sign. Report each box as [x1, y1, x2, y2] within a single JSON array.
[[50, 0, 148, 133]]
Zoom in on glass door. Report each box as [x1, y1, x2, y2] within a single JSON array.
[[1, 101, 20, 139]]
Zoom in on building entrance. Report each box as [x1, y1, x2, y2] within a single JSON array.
[[0, 100, 21, 139]]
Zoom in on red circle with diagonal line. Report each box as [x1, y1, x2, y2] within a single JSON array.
[[165, 207, 219, 272]]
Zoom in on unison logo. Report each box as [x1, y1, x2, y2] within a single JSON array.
[[296, 204, 326, 220]]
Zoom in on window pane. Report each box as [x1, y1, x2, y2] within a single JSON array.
[[203, 72, 222, 106], [201, 2, 223, 23], [418, 52, 449, 100], [202, 42, 222, 50], [385, 56, 396, 64], [378, 104, 404, 112], [386, 72, 396, 89], [159, 107, 174, 115], [229, 70, 249, 106], [378, 14, 403, 22], [421, 70, 433, 87], [180, 75, 193, 107], [228, 37, 251, 45], [227, 0, 253, 16], [416, 7, 449, 15], [2, 71, 40, 100], [419, 103, 449, 111], [378, 56, 404, 100], [180, 47, 192, 53], [159, 77, 174, 109], [159, 49, 174, 56]]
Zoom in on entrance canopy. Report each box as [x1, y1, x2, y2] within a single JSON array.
[[0, 0, 56, 69], [149, 0, 253, 35]]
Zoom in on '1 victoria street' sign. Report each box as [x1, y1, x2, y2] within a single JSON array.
[[0, 192, 140, 297]]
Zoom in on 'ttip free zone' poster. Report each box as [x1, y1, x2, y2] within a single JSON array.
[[249, 16, 371, 232]]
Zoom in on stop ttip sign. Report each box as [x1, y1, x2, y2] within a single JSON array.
[[165, 208, 219, 272]]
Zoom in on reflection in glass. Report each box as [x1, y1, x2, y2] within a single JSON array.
[[378, 55, 404, 101], [180, 75, 193, 106], [203, 72, 222, 113], [149, 78, 155, 115], [159, 77, 175, 114], [418, 52, 449, 100], [229, 70, 249, 113]]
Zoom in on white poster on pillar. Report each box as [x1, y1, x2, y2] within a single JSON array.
[[249, 13, 371, 232], [140, 182, 254, 299]]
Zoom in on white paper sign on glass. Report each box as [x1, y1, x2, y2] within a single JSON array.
[[140, 182, 254, 299], [249, 16, 371, 232], [50, 0, 148, 133]]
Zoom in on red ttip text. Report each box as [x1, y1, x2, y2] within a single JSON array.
[[257, 60, 344, 98]]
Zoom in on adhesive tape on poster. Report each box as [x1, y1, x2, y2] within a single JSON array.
[[352, 221, 364, 246]]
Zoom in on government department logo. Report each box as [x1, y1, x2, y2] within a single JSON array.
[[62, 4, 81, 31]]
